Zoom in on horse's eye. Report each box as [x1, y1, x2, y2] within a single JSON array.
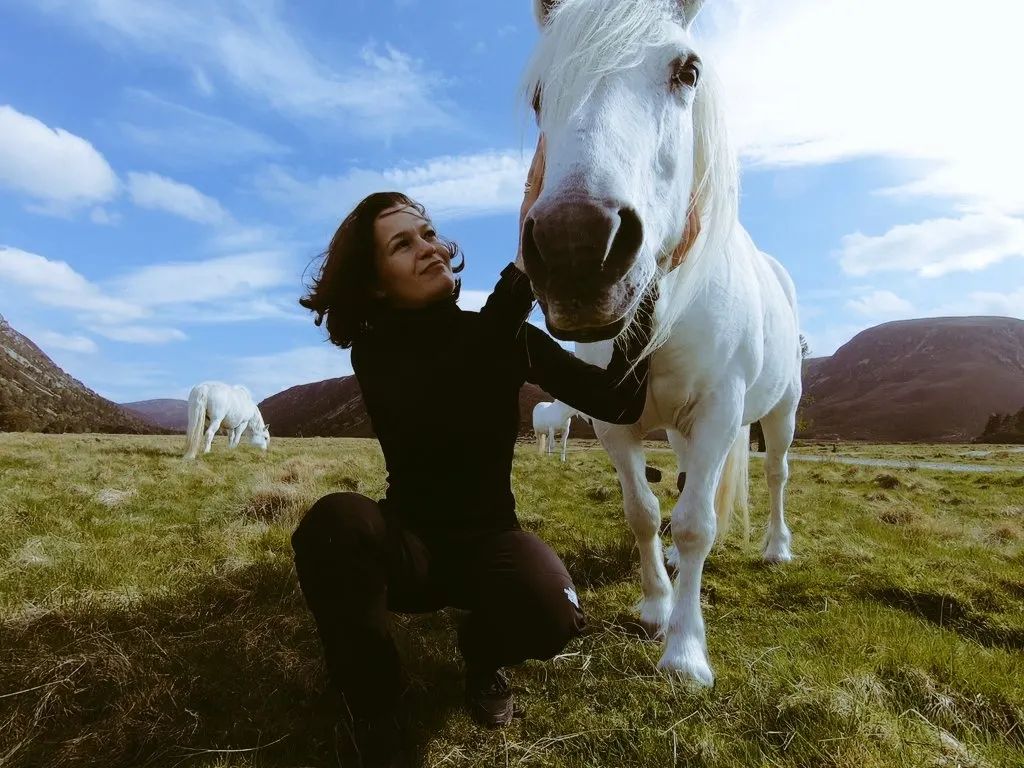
[[671, 56, 701, 91]]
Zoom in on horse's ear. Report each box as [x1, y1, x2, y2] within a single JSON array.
[[533, 0, 558, 26], [678, 0, 705, 29]]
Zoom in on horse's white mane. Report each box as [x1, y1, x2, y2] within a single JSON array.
[[523, 0, 739, 358]]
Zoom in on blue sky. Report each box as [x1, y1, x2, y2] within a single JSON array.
[[1, 0, 1021, 403]]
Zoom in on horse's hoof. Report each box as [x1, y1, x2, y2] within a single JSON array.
[[657, 648, 715, 687], [636, 597, 671, 638], [762, 546, 793, 564], [762, 533, 793, 564]]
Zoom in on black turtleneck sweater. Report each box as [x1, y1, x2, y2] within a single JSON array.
[[351, 263, 651, 538]]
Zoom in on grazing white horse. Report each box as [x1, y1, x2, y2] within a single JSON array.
[[533, 400, 579, 461], [523, 0, 802, 685], [183, 381, 270, 460]]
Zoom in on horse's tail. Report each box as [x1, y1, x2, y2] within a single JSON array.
[[714, 424, 750, 540], [183, 385, 208, 460]]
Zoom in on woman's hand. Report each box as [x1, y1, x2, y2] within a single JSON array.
[[516, 134, 546, 272]]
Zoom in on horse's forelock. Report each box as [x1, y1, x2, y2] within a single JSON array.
[[523, 0, 680, 126]]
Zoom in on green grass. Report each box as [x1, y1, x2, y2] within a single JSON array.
[[1, 433, 1022, 767]]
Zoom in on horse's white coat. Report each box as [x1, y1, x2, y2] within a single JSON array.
[[183, 382, 270, 460], [527, 0, 801, 685], [533, 400, 579, 461]]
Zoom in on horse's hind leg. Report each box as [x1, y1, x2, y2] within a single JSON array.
[[664, 429, 688, 570], [599, 424, 673, 635], [203, 415, 224, 454], [759, 390, 798, 563]]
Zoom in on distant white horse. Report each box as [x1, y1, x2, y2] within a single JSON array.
[[533, 400, 579, 461], [183, 382, 270, 460], [523, 0, 802, 685]]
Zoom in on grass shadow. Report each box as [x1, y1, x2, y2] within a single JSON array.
[[0, 561, 463, 768], [862, 585, 1024, 650]]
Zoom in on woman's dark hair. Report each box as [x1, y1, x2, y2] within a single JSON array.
[[300, 192, 464, 348]]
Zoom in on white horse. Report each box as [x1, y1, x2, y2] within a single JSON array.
[[523, 0, 802, 686], [533, 400, 579, 461], [183, 381, 270, 460]]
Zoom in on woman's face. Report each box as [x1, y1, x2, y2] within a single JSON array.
[[373, 205, 456, 309]]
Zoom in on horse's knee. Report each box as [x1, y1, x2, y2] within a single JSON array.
[[671, 509, 715, 555], [624, 491, 660, 538]]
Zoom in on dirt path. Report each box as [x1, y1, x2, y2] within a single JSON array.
[[750, 452, 1024, 474]]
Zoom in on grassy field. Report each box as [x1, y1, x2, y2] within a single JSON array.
[[1, 433, 1022, 768]]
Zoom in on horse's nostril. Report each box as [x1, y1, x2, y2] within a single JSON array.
[[607, 207, 643, 272]]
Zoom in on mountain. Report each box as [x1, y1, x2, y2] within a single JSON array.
[[259, 375, 598, 439], [801, 316, 1024, 442], [0, 314, 163, 434], [120, 399, 189, 432]]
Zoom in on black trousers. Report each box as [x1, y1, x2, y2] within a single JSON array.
[[291, 492, 585, 718]]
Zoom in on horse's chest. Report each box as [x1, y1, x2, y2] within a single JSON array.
[[644, 350, 700, 429]]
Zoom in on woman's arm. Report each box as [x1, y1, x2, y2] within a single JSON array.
[[522, 289, 656, 425]]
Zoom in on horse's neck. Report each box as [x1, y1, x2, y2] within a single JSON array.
[[248, 407, 264, 430]]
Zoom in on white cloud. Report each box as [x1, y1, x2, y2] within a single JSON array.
[[118, 91, 287, 166], [959, 288, 1024, 318], [126, 171, 229, 224], [89, 207, 121, 225], [839, 214, 1024, 278], [258, 150, 532, 223], [116, 253, 293, 306], [0, 246, 144, 322], [0, 105, 118, 211], [234, 345, 352, 402], [24, 1, 453, 138], [192, 67, 215, 96], [702, 0, 1024, 213], [90, 325, 187, 344], [846, 290, 914, 318], [32, 330, 99, 355]]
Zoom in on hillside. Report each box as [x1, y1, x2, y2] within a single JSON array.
[[259, 375, 597, 439], [0, 314, 161, 434], [121, 399, 189, 432], [802, 316, 1024, 442]]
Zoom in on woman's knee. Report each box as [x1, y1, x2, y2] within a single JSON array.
[[291, 492, 385, 556], [517, 578, 586, 660]]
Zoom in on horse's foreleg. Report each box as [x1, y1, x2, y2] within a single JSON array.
[[659, 392, 743, 686], [599, 424, 673, 635], [559, 420, 570, 462], [547, 428, 555, 455], [759, 389, 798, 563]]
